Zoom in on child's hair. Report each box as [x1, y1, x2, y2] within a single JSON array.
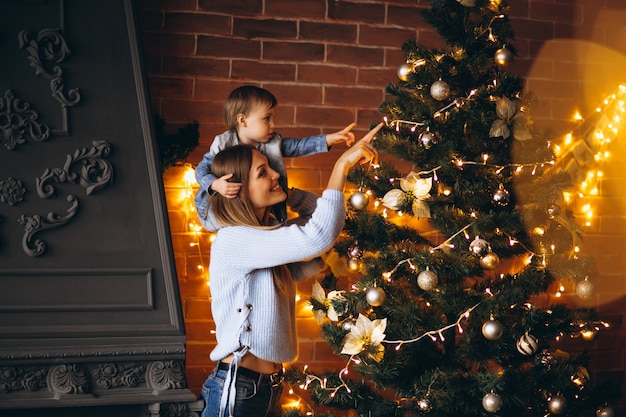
[[210, 144, 293, 296], [223, 86, 278, 131]]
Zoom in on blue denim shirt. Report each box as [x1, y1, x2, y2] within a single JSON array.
[[194, 130, 328, 231]]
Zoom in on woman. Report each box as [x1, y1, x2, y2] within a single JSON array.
[[201, 123, 382, 417]]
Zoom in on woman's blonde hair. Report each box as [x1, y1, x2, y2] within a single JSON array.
[[223, 86, 277, 132], [210, 145, 293, 296]]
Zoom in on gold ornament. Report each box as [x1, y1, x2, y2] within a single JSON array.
[[547, 394, 567, 415], [417, 268, 438, 291], [480, 252, 500, 270], [482, 319, 504, 340], [482, 392, 503, 413], [430, 80, 450, 101], [347, 258, 362, 272], [349, 190, 369, 210], [397, 63, 412, 81], [456, 0, 476, 6], [494, 47, 513, 67], [576, 277, 594, 300], [366, 287, 386, 307]]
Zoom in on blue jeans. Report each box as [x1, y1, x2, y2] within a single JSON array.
[[200, 364, 283, 417]]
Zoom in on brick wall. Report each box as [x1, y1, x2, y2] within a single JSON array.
[[137, 0, 626, 412]]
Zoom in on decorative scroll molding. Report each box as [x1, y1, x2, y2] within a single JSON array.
[[15, 140, 113, 257], [47, 364, 89, 396], [92, 363, 146, 389], [146, 361, 186, 391], [0, 177, 26, 206], [36, 140, 113, 198], [18, 194, 79, 257], [18, 28, 81, 109], [147, 401, 204, 417], [0, 89, 51, 150]]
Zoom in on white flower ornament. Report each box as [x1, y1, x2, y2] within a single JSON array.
[[341, 313, 387, 362], [489, 96, 532, 141], [382, 171, 432, 218], [311, 281, 344, 323]]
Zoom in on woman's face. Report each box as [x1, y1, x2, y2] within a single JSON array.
[[248, 149, 286, 219]]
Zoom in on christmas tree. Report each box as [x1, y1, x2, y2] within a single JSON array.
[[286, 0, 620, 416]]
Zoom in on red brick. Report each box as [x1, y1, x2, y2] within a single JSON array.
[[264, 84, 323, 105], [328, 1, 386, 24], [198, 0, 262, 16], [513, 18, 555, 40], [137, 10, 164, 31], [387, 5, 428, 28], [360, 25, 416, 48], [165, 13, 231, 35], [300, 21, 358, 43], [296, 106, 356, 127], [263, 41, 325, 62], [327, 44, 385, 67], [137, 0, 196, 12], [233, 18, 298, 39], [232, 60, 296, 81], [265, 0, 326, 19], [163, 56, 230, 77], [325, 86, 385, 108], [297, 64, 357, 84], [161, 99, 215, 123], [148, 76, 194, 98], [185, 297, 212, 320], [197, 36, 262, 59], [530, 1, 582, 24], [195, 80, 245, 101], [358, 68, 398, 88], [141, 32, 196, 55]]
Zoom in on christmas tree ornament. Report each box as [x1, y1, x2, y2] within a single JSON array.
[[482, 392, 503, 413], [492, 183, 510, 207], [480, 252, 500, 270], [580, 328, 597, 341], [347, 257, 362, 272], [546, 203, 561, 218], [417, 268, 438, 291], [397, 63, 412, 82], [538, 349, 554, 369], [571, 366, 589, 386], [456, 0, 476, 7], [469, 237, 490, 257], [494, 47, 513, 67], [516, 332, 539, 355], [547, 394, 567, 414], [417, 397, 432, 412], [575, 277, 594, 300], [349, 190, 369, 210], [366, 287, 386, 307], [341, 318, 356, 331], [482, 319, 504, 340], [430, 80, 450, 101], [596, 406, 615, 417], [419, 130, 436, 149], [348, 241, 363, 260]]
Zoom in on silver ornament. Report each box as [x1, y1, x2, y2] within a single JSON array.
[[492, 184, 510, 207], [430, 80, 450, 101], [480, 252, 500, 270], [482, 319, 504, 340], [419, 131, 436, 149], [596, 406, 615, 417], [417, 268, 438, 291], [469, 237, 490, 257], [397, 63, 412, 82], [494, 47, 513, 67], [341, 318, 356, 331], [349, 191, 369, 210], [516, 332, 538, 355], [482, 392, 503, 413], [576, 277, 594, 300], [547, 394, 567, 415], [366, 287, 386, 307], [348, 241, 363, 260], [538, 349, 554, 369]]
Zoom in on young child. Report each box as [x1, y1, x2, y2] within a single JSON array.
[[194, 85, 356, 231]]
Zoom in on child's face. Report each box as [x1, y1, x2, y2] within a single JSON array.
[[238, 102, 275, 145]]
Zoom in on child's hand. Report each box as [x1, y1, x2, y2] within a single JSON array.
[[326, 122, 356, 147], [211, 173, 242, 198]]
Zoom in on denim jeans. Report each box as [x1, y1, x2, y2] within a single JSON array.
[[200, 364, 283, 417]]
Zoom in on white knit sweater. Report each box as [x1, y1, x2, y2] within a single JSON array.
[[208, 189, 346, 364]]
